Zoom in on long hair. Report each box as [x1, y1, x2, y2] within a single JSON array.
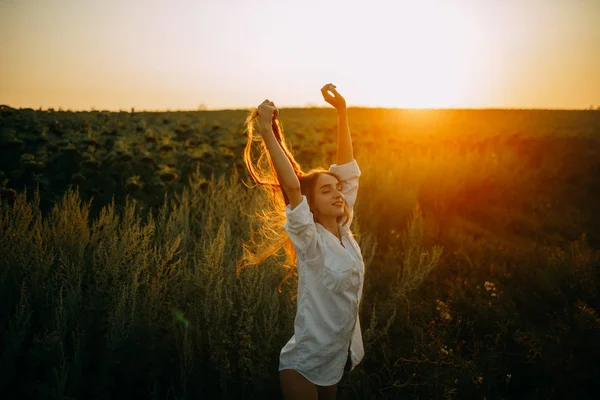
[[236, 108, 352, 297]]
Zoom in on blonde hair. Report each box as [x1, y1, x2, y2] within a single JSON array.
[[236, 109, 351, 297]]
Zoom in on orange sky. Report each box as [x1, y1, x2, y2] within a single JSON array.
[[1, 0, 599, 111]]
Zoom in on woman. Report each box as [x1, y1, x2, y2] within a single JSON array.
[[237, 83, 365, 399]]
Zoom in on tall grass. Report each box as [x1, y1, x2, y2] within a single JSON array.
[[1, 136, 599, 399]]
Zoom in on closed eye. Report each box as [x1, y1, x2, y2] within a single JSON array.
[[323, 185, 342, 193]]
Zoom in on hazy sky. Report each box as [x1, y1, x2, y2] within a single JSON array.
[[1, 0, 599, 110]]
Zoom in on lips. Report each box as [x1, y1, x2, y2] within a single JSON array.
[[332, 201, 343, 207]]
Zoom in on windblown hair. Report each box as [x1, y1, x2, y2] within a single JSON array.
[[236, 108, 352, 297]]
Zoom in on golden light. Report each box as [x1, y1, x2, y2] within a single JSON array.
[[350, 1, 487, 109], [1, 0, 597, 110]]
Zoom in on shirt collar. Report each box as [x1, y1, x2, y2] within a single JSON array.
[[316, 222, 353, 259]]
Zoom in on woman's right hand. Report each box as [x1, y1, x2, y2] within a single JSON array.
[[257, 99, 278, 129]]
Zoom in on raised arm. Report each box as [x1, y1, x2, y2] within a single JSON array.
[[257, 100, 320, 263], [335, 107, 354, 166], [320, 83, 353, 165], [321, 84, 360, 225], [257, 100, 302, 210]]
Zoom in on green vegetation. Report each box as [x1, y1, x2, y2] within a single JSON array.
[[1, 106, 599, 398]]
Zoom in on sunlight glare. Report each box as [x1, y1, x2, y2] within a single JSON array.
[[363, 1, 485, 108]]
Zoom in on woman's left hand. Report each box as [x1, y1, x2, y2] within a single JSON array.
[[321, 83, 346, 110]]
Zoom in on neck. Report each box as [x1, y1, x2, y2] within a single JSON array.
[[317, 217, 341, 240]]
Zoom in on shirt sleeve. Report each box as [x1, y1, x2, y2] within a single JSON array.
[[328, 159, 361, 226], [283, 194, 320, 262]]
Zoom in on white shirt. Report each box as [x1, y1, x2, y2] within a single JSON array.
[[278, 159, 365, 386]]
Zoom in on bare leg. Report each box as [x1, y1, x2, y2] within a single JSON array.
[[317, 383, 338, 400], [280, 369, 318, 400]]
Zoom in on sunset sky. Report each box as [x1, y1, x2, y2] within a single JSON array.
[[1, 0, 599, 111]]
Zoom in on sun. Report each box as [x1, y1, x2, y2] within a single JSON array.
[[352, 1, 486, 109]]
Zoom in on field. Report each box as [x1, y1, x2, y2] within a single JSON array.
[[1, 105, 599, 399]]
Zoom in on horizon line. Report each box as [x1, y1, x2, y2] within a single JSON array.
[[2, 104, 599, 113]]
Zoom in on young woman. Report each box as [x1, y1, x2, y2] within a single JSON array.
[[237, 83, 365, 399]]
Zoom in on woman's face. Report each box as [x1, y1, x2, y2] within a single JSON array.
[[312, 173, 345, 218]]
